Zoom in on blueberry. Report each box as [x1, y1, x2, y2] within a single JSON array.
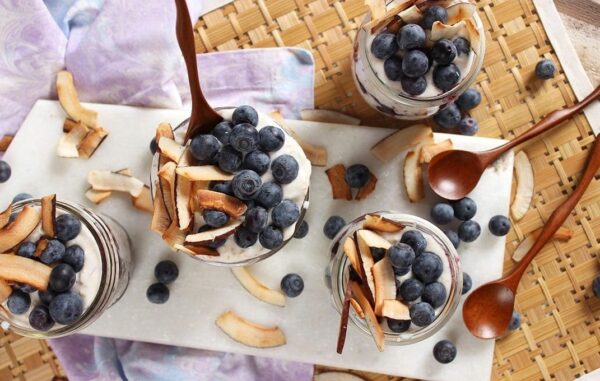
[[271, 154, 299, 184], [444, 229, 460, 249], [399, 278, 424, 302], [344, 164, 370, 188], [244, 206, 269, 233], [388, 243, 415, 269], [7, 290, 31, 314], [12, 193, 33, 204], [294, 221, 309, 239], [384, 57, 403, 81], [370, 33, 398, 59], [433, 63, 461, 92], [453, 197, 477, 221], [422, 5, 448, 29], [63, 245, 85, 272], [216, 146, 243, 173], [412, 252, 443, 284], [255, 182, 283, 209], [508, 310, 521, 331], [232, 105, 259, 126], [150, 138, 158, 154], [323, 216, 346, 240], [394, 266, 411, 276], [387, 319, 411, 333], [401, 76, 427, 96], [212, 121, 233, 144], [259, 126, 285, 152], [400, 230, 428, 256], [535, 59, 556, 80], [243, 150, 270, 175], [453, 37, 470, 55], [203, 209, 229, 228], [231, 170, 262, 200], [29, 305, 55, 331], [431, 39, 457, 65], [210, 181, 233, 195], [230, 123, 258, 153], [38, 290, 56, 306], [433, 103, 461, 129], [17, 242, 36, 259], [370, 247, 386, 262], [397, 24, 426, 50], [55, 214, 81, 241], [272, 200, 300, 229], [458, 220, 481, 242], [488, 215, 511, 237], [146, 283, 170, 304], [49, 292, 84, 325], [155, 260, 179, 285], [422, 282, 447, 308], [458, 117, 479, 136], [0, 160, 11, 183], [593, 276, 600, 298], [431, 202, 454, 225], [462, 272, 472, 295], [281, 273, 304, 297], [433, 340, 457, 363], [410, 302, 435, 327], [49, 264, 76, 293], [40, 239, 66, 264], [456, 88, 481, 111], [259, 225, 284, 249], [234, 228, 258, 248], [402, 50, 429, 78], [190, 134, 222, 162]]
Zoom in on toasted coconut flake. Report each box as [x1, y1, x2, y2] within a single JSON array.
[[158, 137, 186, 163], [63, 118, 78, 133], [270, 111, 327, 166], [0, 205, 13, 229], [34, 238, 49, 258], [231, 267, 285, 307], [216, 310, 286, 348], [356, 230, 391, 299], [446, 2, 476, 24], [0, 206, 41, 253], [365, 0, 417, 33], [195, 189, 247, 218], [162, 222, 186, 249], [512, 227, 573, 262], [363, 214, 404, 233], [78, 127, 108, 159], [132, 185, 153, 213], [85, 189, 112, 204], [419, 139, 454, 164], [349, 281, 385, 352], [554, 227, 573, 241], [88, 170, 145, 197], [174, 243, 219, 256], [176, 166, 234, 181], [0, 135, 13, 152], [431, 19, 480, 50], [56, 71, 98, 128], [464, 19, 481, 52], [185, 220, 242, 244], [370, 125, 432, 162], [365, 0, 386, 20], [404, 150, 424, 203], [350, 298, 365, 319], [151, 181, 171, 234], [41, 194, 56, 237], [343, 237, 361, 276], [372, 257, 397, 315], [158, 162, 177, 223], [0, 255, 51, 291], [511, 151, 534, 221], [0, 279, 11, 303], [337, 280, 352, 354], [175, 175, 193, 230], [57, 122, 88, 158], [300, 109, 361, 125], [326, 164, 352, 200], [381, 299, 410, 320], [355, 172, 378, 201], [155, 122, 175, 141], [399, 5, 423, 23]]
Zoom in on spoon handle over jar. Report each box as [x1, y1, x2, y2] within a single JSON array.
[[507, 135, 600, 288]]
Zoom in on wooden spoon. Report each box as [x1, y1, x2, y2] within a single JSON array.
[[463, 134, 600, 339], [174, 0, 222, 142], [428, 85, 600, 200]]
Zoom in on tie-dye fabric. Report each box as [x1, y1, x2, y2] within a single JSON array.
[[1, 1, 315, 380]]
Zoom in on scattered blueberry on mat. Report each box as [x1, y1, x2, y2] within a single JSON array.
[[0, 160, 11, 183], [155, 260, 179, 285], [431, 202, 454, 225], [458, 117, 479, 136], [29, 305, 55, 331], [433, 103, 461, 129], [433, 340, 457, 363], [453, 197, 477, 221], [535, 59, 556, 80], [462, 272, 472, 295], [7, 290, 31, 315], [49, 292, 84, 325], [508, 310, 521, 331], [147, 283, 170, 304], [49, 264, 76, 293], [489, 215, 511, 236], [293, 221, 309, 239], [281, 273, 304, 297], [443, 229, 460, 249], [387, 318, 411, 333], [323, 216, 346, 240], [344, 164, 371, 188], [456, 88, 481, 111], [12, 193, 33, 204], [458, 220, 481, 243]]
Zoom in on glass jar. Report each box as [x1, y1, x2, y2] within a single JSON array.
[[0, 200, 132, 338], [325, 212, 462, 345], [352, 0, 486, 119], [150, 108, 310, 267]]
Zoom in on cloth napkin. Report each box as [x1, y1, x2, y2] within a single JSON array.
[[0, 1, 315, 380]]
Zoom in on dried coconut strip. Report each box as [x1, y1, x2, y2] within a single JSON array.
[[63, 118, 78, 133], [446, 2, 476, 25], [370, 124, 432, 162], [365, 0, 417, 33], [151, 180, 171, 234], [176, 166, 234, 181], [56, 70, 98, 128], [336, 279, 352, 354], [175, 174, 193, 230], [132, 185, 154, 213], [174, 243, 219, 257], [41, 194, 56, 237], [0, 204, 13, 229], [355, 172, 378, 200], [158, 137, 186, 163], [88, 170, 145, 197], [162, 221, 186, 250], [0, 279, 11, 303], [372, 257, 397, 315], [85, 189, 112, 204], [158, 162, 178, 225], [349, 281, 384, 352], [34, 238, 49, 258], [512, 227, 573, 262], [511, 151, 534, 221], [419, 139, 454, 164], [57, 122, 88, 158], [363, 214, 404, 233], [349, 298, 365, 319], [269, 111, 327, 166], [184, 220, 242, 244], [0, 135, 13, 152], [404, 150, 425, 203], [0, 255, 51, 291], [381, 299, 410, 320], [0, 206, 41, 253], [325, 164, 352, 200], [78, 127, 108, 159], [194, 189, 247, 218]]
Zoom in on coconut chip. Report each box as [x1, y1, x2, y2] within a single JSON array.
[[176, 166, 234, 181], [343, 236, 361, 276], [56, 71, 98, 128], [34, 238, 49, 258], [231, 267, 285, 307], [512, 227, 573, 262], [158, 137, 186, 163], [381, 299, 410, 320], [174, 243, 219, 257], [88, 170, 145, 197], [511, 151, 534, 221], [370, 124, 432, 162], [398, 5, 423, 23], [41, 194, 56, 237], [363, 214, 404, 233], [431, 20, 481, 52], [365, 0, 417, 33], [0, 135, 13, 152], [355, 172, 378, 201], [270, 111, 327, 166], [132, 185, 154, 213], [349, 281, 385, 352], [372, 257, 397, 315], [0, 279, 11, 303], [300, 109, 361, 126], [0, 255, 51, 291], [216, 310, 286, 348], [184, 220, 242, 244], [349, 298, 365, 319], [325, 164, 352, 200], [446, 2, 477, 25], [57, 122, 88, 158], [78, 127, 108, 159], [0, 204, 13, 230], [337, 280, 352, 354], [419, 139, 454, 164], [404, 150, 425, 203], [151, 181, 172, 234], [195, 189, 247, 218], [0, 205, 41, 253]]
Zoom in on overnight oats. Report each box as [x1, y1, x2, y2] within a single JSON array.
[[0, 195, 131, 338], [326, 212, 461, 351], [150, 105, 311, 266], [352, 0, 485, 119]]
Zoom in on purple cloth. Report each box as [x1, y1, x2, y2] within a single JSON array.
[[1, 1, 315, 380]]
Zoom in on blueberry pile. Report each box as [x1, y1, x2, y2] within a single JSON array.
[[432, 87, 482, 135], [188, 105, 304, 251], [10, 212, 85, 331], [147, 260, 179, 304]]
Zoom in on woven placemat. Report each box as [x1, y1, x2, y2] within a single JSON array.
[[0, 330, 65, 381]]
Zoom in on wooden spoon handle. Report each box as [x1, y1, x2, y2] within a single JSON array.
[[508, 135, 600, 287], [487, 85, 600, 160]]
